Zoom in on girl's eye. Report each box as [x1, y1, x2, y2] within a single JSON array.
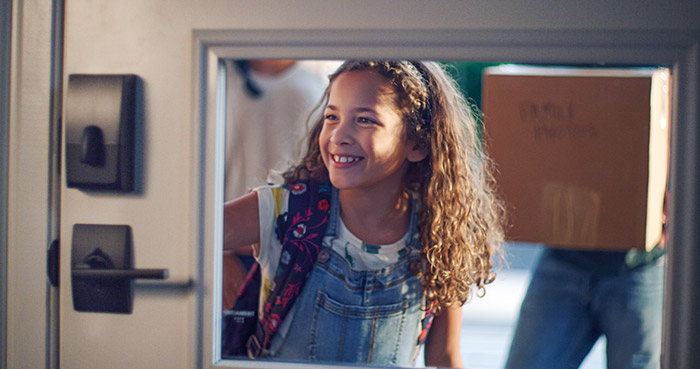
[[357, 117, 377, 125], [324, 114, 338, 121]]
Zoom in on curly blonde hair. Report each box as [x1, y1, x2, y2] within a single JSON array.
[[283, 61, 505, 314]]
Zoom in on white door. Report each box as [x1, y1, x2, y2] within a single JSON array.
[[59, 2, 203, 367], [6, 0, 700, 368]]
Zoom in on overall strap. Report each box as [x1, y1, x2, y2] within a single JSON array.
[[247, 180, 332, 357]]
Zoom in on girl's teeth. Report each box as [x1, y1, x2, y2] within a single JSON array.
[[334, 155, 358, 163]]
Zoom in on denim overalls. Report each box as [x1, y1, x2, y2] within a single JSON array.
[[270, 187, 425, 367]]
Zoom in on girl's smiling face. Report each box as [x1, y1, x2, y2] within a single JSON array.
[[319, 70, 426, 193]]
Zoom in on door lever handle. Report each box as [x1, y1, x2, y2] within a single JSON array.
[[72, 268, 169, 280], [71, 224, 170, 314]]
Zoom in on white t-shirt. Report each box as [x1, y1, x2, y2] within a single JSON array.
[[254, 184, 417, 352], [224, 60, 341, 201]]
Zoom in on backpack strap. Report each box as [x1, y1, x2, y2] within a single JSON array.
[[417, 311, 434, 345], [247, 180, 332, 357]]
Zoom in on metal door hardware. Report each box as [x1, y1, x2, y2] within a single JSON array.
[[65, 74, 140, 191], [47, 239, 59, 287], [71, 224, 168, 313]]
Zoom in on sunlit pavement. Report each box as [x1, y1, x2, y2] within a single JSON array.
[[458, 244, 606, 369]]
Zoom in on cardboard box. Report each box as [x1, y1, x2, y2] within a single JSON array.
[[482, 65, 670, 251]]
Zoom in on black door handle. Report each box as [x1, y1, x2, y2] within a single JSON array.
[[72, 268, 168, 280], [71, 224, 169, 314]]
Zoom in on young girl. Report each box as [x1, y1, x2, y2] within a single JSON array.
[[224, 61, 505, 367]]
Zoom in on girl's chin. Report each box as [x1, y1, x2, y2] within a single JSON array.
[[328, 174, 357, 190], [328, 176, 349, 188]]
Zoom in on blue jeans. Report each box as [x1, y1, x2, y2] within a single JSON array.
[[506, 249, 664, 369]]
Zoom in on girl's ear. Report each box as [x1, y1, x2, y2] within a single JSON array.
[[407, 142, 429, 163]]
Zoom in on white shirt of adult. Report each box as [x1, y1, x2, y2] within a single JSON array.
[[224, 60, 337, 201]]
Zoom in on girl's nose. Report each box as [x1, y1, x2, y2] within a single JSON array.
[[330, 118, 354, 145]]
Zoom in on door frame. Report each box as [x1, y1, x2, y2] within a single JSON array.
[[5, 0, 61, 368], [195, 29, 700, 367], [0, 0, 11, 364]]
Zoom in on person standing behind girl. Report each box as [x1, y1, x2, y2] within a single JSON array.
[[224, 61, 505, 367], [222, 60, 339, 310]]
